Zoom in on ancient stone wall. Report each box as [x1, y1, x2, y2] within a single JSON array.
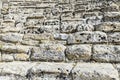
[[0, 0, 120, 80]]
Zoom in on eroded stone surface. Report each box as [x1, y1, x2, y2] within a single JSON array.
[[72, 63, 119, 80], [93, 45, 120, 62], [0, 62, 119, 80], [31, 44, 66, 61], [31, 62, 74, 80], [0, 0, 119, 79], [0, 33, 23, 43], [96, 22, 120, 32], [67, 31, 107, 44], [0, 44, 32, 53], [0, 62, 36, 76], [115, 64, 120, 79], [108, 32, 120, 43], [65, 45, 92, 61]]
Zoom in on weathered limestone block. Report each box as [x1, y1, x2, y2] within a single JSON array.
[[1, 3, 9, 14], [74, 3, 86, 12], [43, 7, 60, 19], [39, 25, 60, 33], [65, 45, 92, 61], [54, 33, 68, 40], [93, 45, 120, 62], [96, 22, 120, 31], [1, 54, 14, 62], [61, 21, 94, 33], [67, 31, 107, 44], [0, 62, 36, 77], [9, 0, 70, 3], [108, 32, 120, 43], [21, 40, 39, 46], [61, 21, 77, 33], [35, 19, 60, 33], [82, 12, 99, 18], [0, 33, 23, 43], [11, 14, 27, 23], [40, 40, 67, 45], [23, 33, 54, 41], [20, 28, 42, 34], [0, 76, 27, 80], [1, 44, 32, 53], [101, 5, 119, 12], [31, 62, 74, 80], [14, 53, 29, 61], [86, 16, 102, 25], [115, 64, 120, 79], [1, 20, 15, 27], [31, 44, 66, 61], [72, 63, 119, 80], [0, 27, 22, 33], [76, 24, 94, 32], [74, 1, 103, 12], [103, 12, 120, 22], [55, 3, 73, 13]]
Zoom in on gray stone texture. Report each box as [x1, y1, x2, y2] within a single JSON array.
[[0, 0, 120, 79]]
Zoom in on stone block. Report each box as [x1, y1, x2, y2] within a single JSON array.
[[31, 62, 74, 80], [72, 63, 119, 80], [31, 44, 66, 62], [96, 22, 120, 32], [67, 31, 107, 44], [0, 33, 23, 43], [65, 45, 92, 61], [93, 45, 120, 62], [108, 32, 120, 43]]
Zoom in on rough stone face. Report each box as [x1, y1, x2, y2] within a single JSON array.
[[67, 31, 107, 44], [23, 33, 53, 41], [0, 33, 23, 43], [60, 21, 78, 33], [21, 40, 39, 46], [115, 64, 120, 79], [93, 45, 120, 62], [61, 21, 94, 33], [54, 33, 68, 40], [1, 54, 14, 62], [0, 76, 26, 80], [0, 62, 119, 80], [103, 12, 120, 22], [14, 53, 29, 61], [0, 27, 22, 33], [72, 63, 119, 80], [96, 22, 120, 32], [31, 44, 66, 61], [65, 45, 92, 61], [108, 32, 120, 43], [0, 62, 36, 77], [0, 0, 120, 79], [31, 62, 74, 80], [40, 40, 67, 45], [0, 44, 32, 53]]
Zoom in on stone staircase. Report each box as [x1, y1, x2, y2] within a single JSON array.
[[0, 0, 120, 80]]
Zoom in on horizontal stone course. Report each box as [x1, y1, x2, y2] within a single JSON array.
[[0, 62, 118, 80]]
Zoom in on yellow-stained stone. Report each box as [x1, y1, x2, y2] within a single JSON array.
[[14, 53, 29, 61]]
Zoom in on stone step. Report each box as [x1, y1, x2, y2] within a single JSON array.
[[0, 61, 119, 80]]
